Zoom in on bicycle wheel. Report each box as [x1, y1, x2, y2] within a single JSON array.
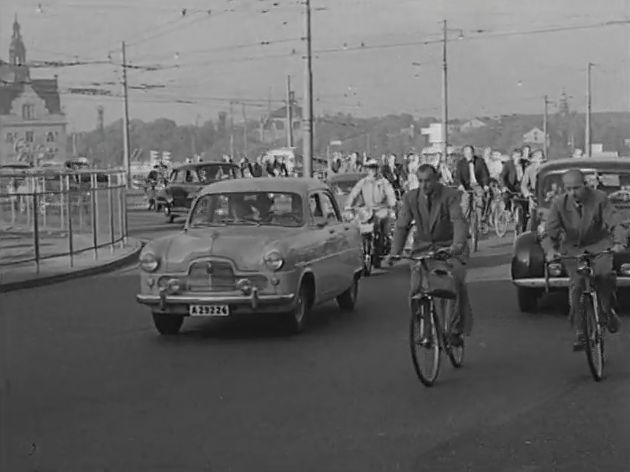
[[494, 209, 509, 238], [442, 298, 465, 368], [471, 210, 479, 252], [513, 205, 523, 235], [582, 293, 605, 382], [409, 297, 441, 386]]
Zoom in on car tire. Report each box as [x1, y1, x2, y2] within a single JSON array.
[[517, 287, 539, 313], [337, 277, 359, 311], [285, 284, 310, 333], [152, 313, 184, 335]]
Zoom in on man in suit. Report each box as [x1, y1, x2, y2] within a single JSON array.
[[381, 154, 404, 192], [456, 145, 491, 223], [389, 164, 473, 341], [542, 169, 626, 350]]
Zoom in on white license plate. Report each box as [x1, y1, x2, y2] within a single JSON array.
[[189, 305, 230, 317]]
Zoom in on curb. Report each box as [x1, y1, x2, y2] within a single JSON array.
[[0, 239, 144, 293]]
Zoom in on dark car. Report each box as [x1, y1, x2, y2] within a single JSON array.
[[158, 162, 241, 222], [326, 172, 367, 209], [511, 157, 630, 313]]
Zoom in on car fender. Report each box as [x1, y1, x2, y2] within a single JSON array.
[[296, 268, 317, 307], [511, 231, 545, 279]]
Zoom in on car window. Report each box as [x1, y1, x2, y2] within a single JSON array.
[[309, 193, 324, 218], [319, 191, 340, 223], [189, 192, 304, 227], [538, 169, 630, 206], [169, 170, 179, 182]]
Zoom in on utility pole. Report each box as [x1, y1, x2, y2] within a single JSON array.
[[286, 75, 294, 148], [543, 95, 549, 159], [121, 41, 131, 187], [586, 62, 593, 157], [191, 114, 199, 158], [302, 0, 314, 177], [441, 19, 448, 162], [229, 101, 235, 161], [242, 103, 248, 158]]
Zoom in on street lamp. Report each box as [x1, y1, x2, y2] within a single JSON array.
[[440, 21, 465, 161]]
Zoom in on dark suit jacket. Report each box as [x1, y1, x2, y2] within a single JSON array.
[[542, 187, 627, 254], [391, 183, 469, 256], [381, 163, 404, 190], [500, 160, 520, 192], [456, 156, 490, 190]]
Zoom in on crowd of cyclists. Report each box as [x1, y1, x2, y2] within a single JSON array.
[[328, 144, 548, 236]]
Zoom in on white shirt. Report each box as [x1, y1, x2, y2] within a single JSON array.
[[468, 160, 478, 186]]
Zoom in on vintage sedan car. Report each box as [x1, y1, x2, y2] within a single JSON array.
[[511, 157, 630, 312], [157, 162, 241, 222], [136, 177, 364, 335]]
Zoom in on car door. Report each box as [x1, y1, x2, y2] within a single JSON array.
[[318, 190, 350, 294], [305, 192, 335, 301]]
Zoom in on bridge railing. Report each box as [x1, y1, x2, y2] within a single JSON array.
[[0, 169, 128, 272]]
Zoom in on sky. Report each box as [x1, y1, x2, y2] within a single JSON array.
[[1, 0, 630, 132]]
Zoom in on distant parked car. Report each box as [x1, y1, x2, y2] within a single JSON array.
[[136, 177, 364, 335], [156, 162, 241, 222]]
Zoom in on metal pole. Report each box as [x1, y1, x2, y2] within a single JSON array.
[[122, 174, 128, 243], [543, 95, 548, 159], [302, 0, 314, 178], [242, 103, 248, 157], [59, 174, 65, 230], [32, 190, 40, 274], [118, 172, 125, 247], [441, 19, 449, 162], [90, 173, 98, 259], [66, 175, 74, 267], [121, 41, 132, 188], [229, 101, 235, 161], [586, 62, 592, 157], [108, 173, 115, 250], [287, 75, 294, 147]]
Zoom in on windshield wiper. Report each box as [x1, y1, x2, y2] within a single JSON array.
[[219, 217, 260, 226]]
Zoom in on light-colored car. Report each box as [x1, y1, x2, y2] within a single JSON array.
[[136, 177, 364, 335]]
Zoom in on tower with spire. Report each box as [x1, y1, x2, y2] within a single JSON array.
[[9, 14, 26, 66]]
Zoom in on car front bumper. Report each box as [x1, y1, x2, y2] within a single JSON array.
[[136, 290, 296, 315], [513, 277, 630, 289]]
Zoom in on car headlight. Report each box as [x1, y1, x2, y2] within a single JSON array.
[[619, 263, 630, 276], [547, 262, 563, 277], [139, 252, 159, 272], [263, 251, 284, 271]]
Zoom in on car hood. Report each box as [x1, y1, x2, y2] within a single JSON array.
[[160, 225, 302, 271]]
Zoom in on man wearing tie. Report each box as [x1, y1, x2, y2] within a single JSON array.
[[542, 169, 626, 350]]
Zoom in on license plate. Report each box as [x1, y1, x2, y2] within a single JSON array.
[[189, 305, 230, 317]]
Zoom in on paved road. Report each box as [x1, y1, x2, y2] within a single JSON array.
[[3, 214, 630, 471]]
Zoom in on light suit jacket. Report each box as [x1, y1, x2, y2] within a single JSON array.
[[346, 176, 396, 209], [391, 184, 469, 257], [542, 187, 627, 255]]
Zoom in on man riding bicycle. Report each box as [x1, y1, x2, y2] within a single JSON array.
[[542, 169, 626, 351], [345, 158, 397, 253], [456, 144, 491, 227], [520, 149, 546, 230], [388, 164, 473, 342]]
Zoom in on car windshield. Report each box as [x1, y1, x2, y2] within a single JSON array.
[[188, 191, 304, 227], [331, 180, 360, 195], [538, 169, 630, 206]]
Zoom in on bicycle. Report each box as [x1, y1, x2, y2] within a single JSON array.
[[463, 190, 483, 252], [545, 250, 613, 382], [391, 250, 464, 387], [493, 190, 527, 239]]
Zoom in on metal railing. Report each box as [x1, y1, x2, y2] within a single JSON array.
[[0, 169, 128, 273]]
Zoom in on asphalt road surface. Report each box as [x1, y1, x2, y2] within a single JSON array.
[[2, 211, 630, 472]]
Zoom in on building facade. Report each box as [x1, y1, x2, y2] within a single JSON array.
[[0, 16, 67, 166], [261, 103, 302, 144]]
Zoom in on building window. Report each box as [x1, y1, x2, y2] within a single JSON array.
[[25, 131, 34, 143], [22, 104, 35, 120], [46, 131, 55, 142], [5, 132, 14, 144]]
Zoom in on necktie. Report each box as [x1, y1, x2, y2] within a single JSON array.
[[576, 203, 583, 218], [427, 194, 432, 213]]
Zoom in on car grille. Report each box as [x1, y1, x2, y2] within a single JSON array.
[[186, 260, 268, 292]]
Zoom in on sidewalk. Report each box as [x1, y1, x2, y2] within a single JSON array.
[[0, 238, 143, 292]]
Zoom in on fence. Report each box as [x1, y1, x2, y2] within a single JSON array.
[[0, 169, 128, 273]]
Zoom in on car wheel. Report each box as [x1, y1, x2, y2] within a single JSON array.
[[337, 277, 359, 311], [285, 283, 310, 333], [152, 313, 184, 335], [517, 287, 539, 313]]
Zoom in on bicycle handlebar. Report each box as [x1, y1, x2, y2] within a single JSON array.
[[546, 249, 613, 264], [390, 249, 452, 263]]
